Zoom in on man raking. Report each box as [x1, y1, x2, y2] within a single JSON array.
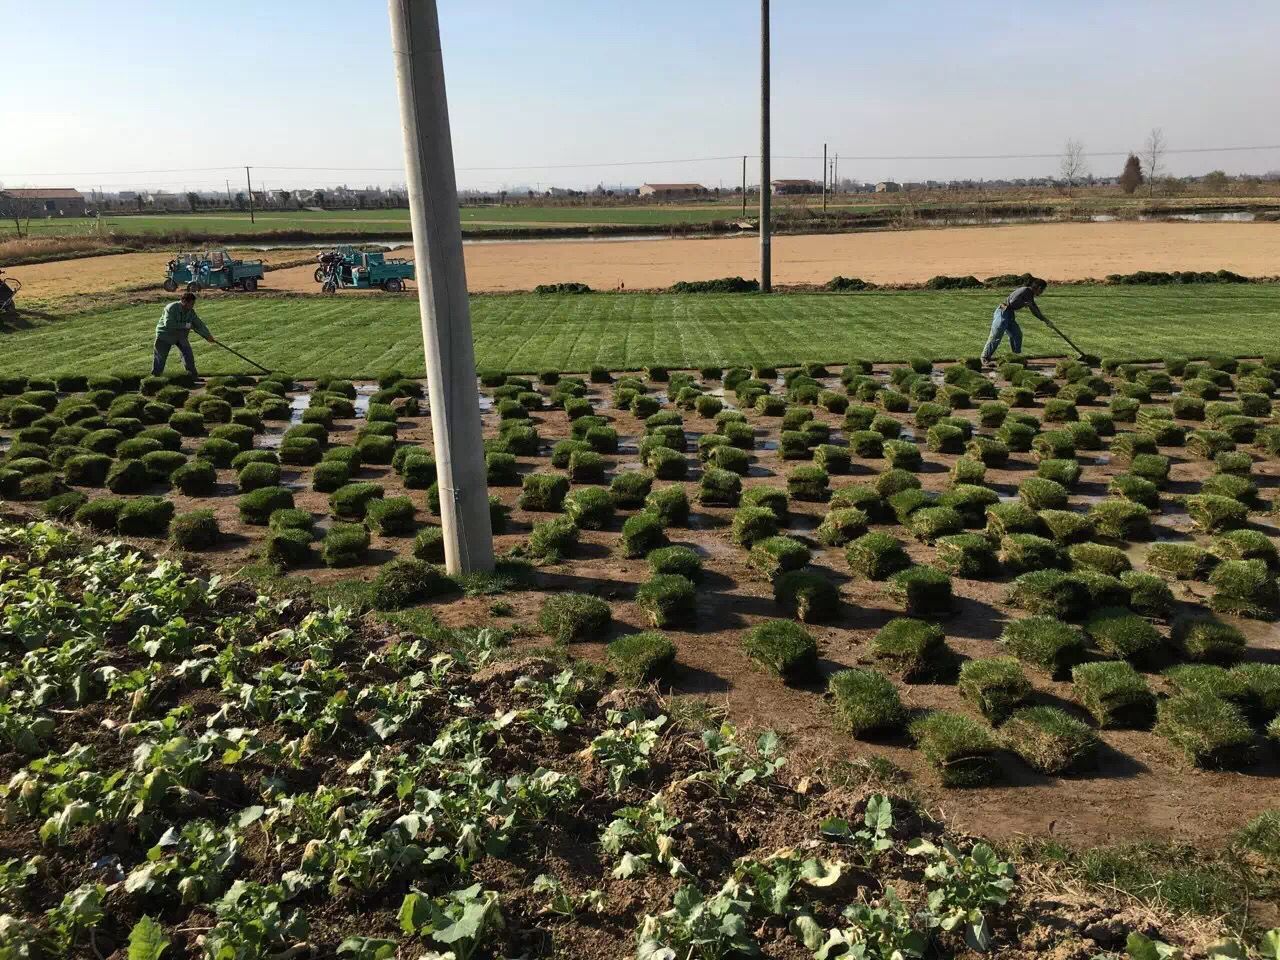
[[981, 277, 1048, 366], [153, 292, 216, 378]]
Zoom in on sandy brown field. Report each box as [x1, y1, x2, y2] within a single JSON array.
[[10, 221, 1280, 302]]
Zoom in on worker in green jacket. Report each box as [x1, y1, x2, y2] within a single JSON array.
[[153, 292, 216, 377]]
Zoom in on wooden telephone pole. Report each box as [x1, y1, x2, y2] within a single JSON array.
[[388, 0, 495, 574]]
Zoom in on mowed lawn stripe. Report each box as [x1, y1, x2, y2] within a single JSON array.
[[1, 286, 1276, 377]]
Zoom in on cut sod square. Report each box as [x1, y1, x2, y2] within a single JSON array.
[[908, 506, 964, 544], [1120, 571, 1175, 619], [539, 592, 613, 643], [731, 505, 778, 546], [846, 532, 910, 580], [1164, 664, 1250, 703], [1068, 542, 1131, 577], [1038, 509, 1095, 545], [635, 574, 697, 628], [239, 486, 295, 526], [773, 569, 839, 623], [370, 557, 451, 610], [888, 487, 936, 524], [699, 467, 742, 507], [520, 474, 570, 512], [620, 512, 667, 558], [607, 631, 676, 685], [1170, 615, 1247, 664], [815, 507, 869, 547], [645, 486, 689, 526], [265, 527, 312, 569], [950, 456, 988, 486], [1036, 458, 1081, 488], [1208, 559, 1280, 619], [564, 486, 614, 530], [1000, 616, 1087, 677], [749, 536, 812, 579], [986, 502, 1042, 538], [1147, 542, 1217, 580], [742, 619, 819, 680], [1186, 494, 1248, 533], [883, 440, 922, 471], [909, 711, 999, 787], [788, 465, 830, 501], [872, 616, 948, 680], [829, 484, 888, 521], [528, 516, 579, 561], [1084, 607, 1162, 663], [875, 468, 920, 498], [1018, 477, 1069, 512], [1002, 706, 1100, 774], [116, 496, 175, 538], [648, 545, 702, 582], [959, 656, 1032, 723], [329, 481, 384, 520], [846, 430, 884, 458], [937, 484, 999, 528], [1155, 693, 1255, 769], [609, 470, 654, 508], [1200, 473, 1258, 504], [936, 533, 999, 578], [1088, 499, 1152, 540], [707, 444, 750, 476], [1000, 533, 1065, 575], [1006, 569, 1091, 621], [366, 496, 417, 536], [167, 509, 219, 550], [814, 444, 851, 474], [829, 668, 905, 737], [1212, 529, 1279, 569], [1072, 661, 1155, 728]]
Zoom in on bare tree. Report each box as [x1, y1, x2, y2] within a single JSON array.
[[1144, 127, 1166, 197], [0, 190, 38, 238], [1060, 139, 1088, 191]]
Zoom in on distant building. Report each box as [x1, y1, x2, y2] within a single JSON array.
[[0, 187, 86, 217], [874, 182, 901, 193], [771, 179, 820, 196], [638, 182, 708, 198]]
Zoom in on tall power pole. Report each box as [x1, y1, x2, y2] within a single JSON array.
[[759, 0, 771, 293], [822, 143, 828, 212], [245, 166, 256, 224], [833, 153, 839, 196], [741, 155, 747, 217], [388, 0, 494, 574]]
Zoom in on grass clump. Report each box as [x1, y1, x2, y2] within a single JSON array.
[[329, 481, 384, 520], [907, 506, 964, 544], [238, 486, 294, 526], [845, 532, 910, 580], [74, 497, 126, 533], [1208, 559, 1279, 619], [564, 487, 614, 530], [1172, 619, 1244, 665], [829, 669, 905, 737], [520, 473, 570, 512], [1006, 570, 1090, 620], [731, 505, 778, 546], [1088, 499, 1151, 540], [959, 657, 1032, 723], [117, 497, 176, 538], [1185, 494, 1248, 533], [1072, 661, 1155, 728], [635, 574, 697, 628], [909, 711, 999, 787], [1154, 693, 1255, 769], [985, 501, 1042, 538], [366, 496, 417, 536], [265, 527, 312, 569], [609, 470, 654, 508], [1002, 706, 1100, 774], [1120, 571, 1175, 619], [527, 516, 579, 562], [105, 458, 150, 494], [936, 533, 999, 578], [643, 486, 689, 527], [787, 465, 830, 501], [1000, 533, 1064, 574], [1037, 509, 1095, 544], [620, 512, 667, 558], [1147, 542, 1217, 580], [698, 467, 742, 507], [169, 509, 220, 551], [742, 620, 819, 680], [538, 593, 613, 643], [1037, 458, 1082, 488], [370, 557, 451, 610], [607, 632, 676, 685], [1068, 542, 1131, 577], [773, 570, 839, 623], [1212, 529, 1278, 569], [871, 617, 948, 681], [1018, 477, 1069, 511], [815, 507, 868, 547], [748, 536, 811, 579], [647, 545, 702, 582], [322, 523, 370, 568], [1084, 607, 1162, 663]]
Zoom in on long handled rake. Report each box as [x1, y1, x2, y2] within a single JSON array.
[[212, 339, 272, 375], [1036, 315, 1099, 365]]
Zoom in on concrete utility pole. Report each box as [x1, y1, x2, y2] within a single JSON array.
[[388, 0, 494, 574], [759, 0, 771, 293], [245, 166, 256, 224], [741, 155, 747, 217], [833, 153, 839, 196], [822, 143, 828, 212]]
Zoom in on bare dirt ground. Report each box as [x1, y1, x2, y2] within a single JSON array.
[[12, 221, 1280, 303], [264, 221, 1280, 293], [9, 359, 1277, 851]]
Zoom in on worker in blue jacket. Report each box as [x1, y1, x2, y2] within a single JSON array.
[[982, 278, 1048, 365], [153, 292, 216, 377]]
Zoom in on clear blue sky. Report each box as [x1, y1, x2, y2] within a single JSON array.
[[4, 0, 1279, 194]]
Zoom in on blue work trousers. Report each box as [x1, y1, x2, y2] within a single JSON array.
[[981, 307, 1022, 361]]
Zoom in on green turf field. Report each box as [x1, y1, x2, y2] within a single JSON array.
[[0, 285, 1274, 378]]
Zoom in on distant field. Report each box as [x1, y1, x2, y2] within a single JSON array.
[[2, 285, 1276, 377]]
